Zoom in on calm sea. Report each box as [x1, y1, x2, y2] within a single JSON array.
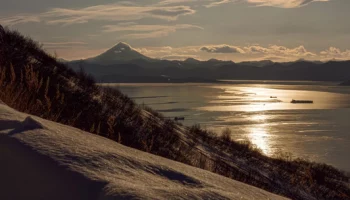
[[103, 81, 350, 171]]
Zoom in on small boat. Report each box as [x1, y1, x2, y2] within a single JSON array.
[[291, 99, 313, 104], [270, 96, 277, 98], [174, 117, 185, 121]]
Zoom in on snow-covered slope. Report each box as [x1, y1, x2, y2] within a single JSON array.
[[0, 102, 288, 200]]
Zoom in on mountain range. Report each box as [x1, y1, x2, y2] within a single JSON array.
[[67, 42, 350, 83]]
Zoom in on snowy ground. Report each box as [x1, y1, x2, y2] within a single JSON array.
[[0, 102, 288, 200]]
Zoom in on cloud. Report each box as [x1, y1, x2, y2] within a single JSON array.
[[321, 47, 342, 55], [119, 30, 177, 39], [205, 0, 233, 8], [143, 6, 195, 18], [157, 0, 199, 5], [102, 24, 202, 33], [268, 45, 316, 57], [245, 0, 330, 8], [55, 47, 108, 60], [157, 0, 331, 8], [102, 23, 202, 39], [44, 5, 195, 26], [137, 44, 316, 58], [157, 0, 234, 8], [201, 45, 245, 53], [43, 42, 87, 49], [44, 42, 87, 45], [200, 44, 316, 59], [241, 45, 315, 57], [161, 54, 199, 60], [135, 45, 200, 60], [320, 47, 350, 60], [135, 46, 200, 59], [244, 45, 270, 54], [0, 3, 196, 26], [0, 15, 40, 26]]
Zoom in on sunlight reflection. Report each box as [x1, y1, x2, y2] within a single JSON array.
[[251, 113, 268, 121], [199, 85, 332, 112], [244, 87, 267, 95], [247, 112, 272, 155], [248, 125, 272, 155]]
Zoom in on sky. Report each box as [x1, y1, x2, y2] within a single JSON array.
[[1, 0, 350, 62]]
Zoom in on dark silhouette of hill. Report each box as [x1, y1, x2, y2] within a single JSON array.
[[340, 80, 350, 86], [68, 44, 350, 83], [238, 60, 274, 67], [1, 26, 350, 200]]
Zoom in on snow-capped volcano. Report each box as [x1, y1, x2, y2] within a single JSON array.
[[110, 42, 132, 53], [87, 42, 151, 64]]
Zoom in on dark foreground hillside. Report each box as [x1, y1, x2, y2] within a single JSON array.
[[1, 26, 349, 200]]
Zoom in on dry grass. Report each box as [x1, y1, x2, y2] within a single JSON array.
[[1, 26, 349, 200]]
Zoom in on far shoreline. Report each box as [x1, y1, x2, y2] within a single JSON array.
[[98, 79, 342, 86]]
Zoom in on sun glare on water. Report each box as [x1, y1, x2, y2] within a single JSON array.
[[248, 125, 272, 155], [247, 113, 273, 155], [196, 85, 349, 156]]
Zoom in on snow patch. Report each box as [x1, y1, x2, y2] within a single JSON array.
[[111, 42, 132, 52]]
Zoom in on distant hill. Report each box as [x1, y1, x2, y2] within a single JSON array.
[[184, 57, 201, 64], [239, 60, 274, 67], [66, 43, 350, 83]]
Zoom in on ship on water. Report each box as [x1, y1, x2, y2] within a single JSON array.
[[291, 99, 314, 104]]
